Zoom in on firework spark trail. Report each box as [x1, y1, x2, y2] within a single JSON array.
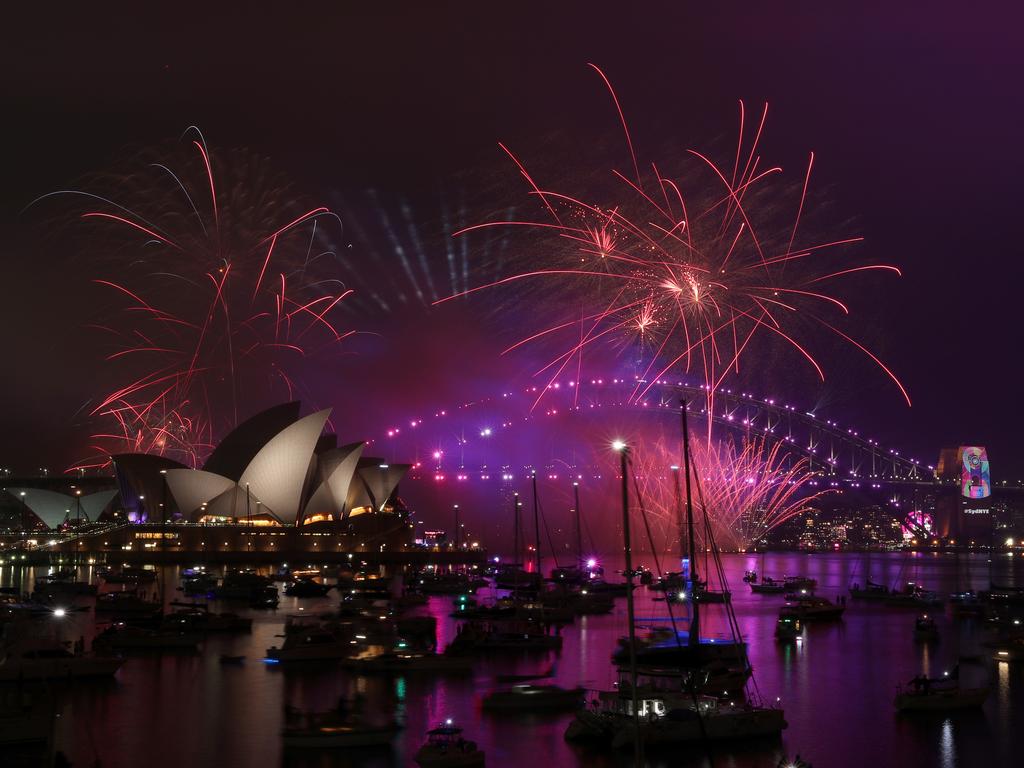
[[31, 132, 352, 471], [631, 432, 830, 552], [437, 65, 911, 425]]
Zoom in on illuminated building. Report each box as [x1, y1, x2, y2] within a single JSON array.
[[114, 402, 412, 531], [935, 446, 993, 544]]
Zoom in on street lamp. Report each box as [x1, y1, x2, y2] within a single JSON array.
[[19, 492, 29, 535]]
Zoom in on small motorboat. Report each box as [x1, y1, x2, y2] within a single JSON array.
[[481, 684, 585, 712], [743, 570, 758, 584], [415, 722, 485, 767], [34, 577, 97, 597], [163, 607, 253, 633], [0, 645, 123, 681], [95, 590, 161, 616], [780, 595, 844, 622], [894, 680, 990, 711], [783, 576, 817, 591], [913, 615, 939, 643], [885, 582, 943, 608], [775, 615, 803, 642], [344, 651, 473, 675], [750, 577, 787, 594], [849, 580, 890, 600], [267, 629, 349, 661], [284, 577, 332, 598]]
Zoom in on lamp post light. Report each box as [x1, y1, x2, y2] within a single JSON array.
[[19, 492, 29, 538]]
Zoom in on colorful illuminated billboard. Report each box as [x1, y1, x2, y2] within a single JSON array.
[[960, 446, 991, 499], [901, 510, 934, 542]]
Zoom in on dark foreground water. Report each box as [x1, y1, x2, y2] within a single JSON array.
[[3, 551, 1023, 768]]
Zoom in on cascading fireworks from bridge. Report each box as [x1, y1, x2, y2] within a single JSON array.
[[437, 64, 911, 423], [29, 129, 351, 471], [630, 432, 832, 552]]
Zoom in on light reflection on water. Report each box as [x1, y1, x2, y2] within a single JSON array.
[[1, 551, 1021, 767]]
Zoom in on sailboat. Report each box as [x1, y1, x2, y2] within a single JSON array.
[[565, 401, 786, 749], [492, 492, 541, 591]]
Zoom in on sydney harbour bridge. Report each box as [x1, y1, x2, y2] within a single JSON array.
[[375, 374, 943, 490]]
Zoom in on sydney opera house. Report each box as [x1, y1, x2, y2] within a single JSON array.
[[114, 402, 411, 527], [2, 403, 419, 561]]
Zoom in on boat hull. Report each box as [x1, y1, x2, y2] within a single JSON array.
[[566, 707, 786, 746], [894, 687, 990, 711], [0, 657, 123, 681]]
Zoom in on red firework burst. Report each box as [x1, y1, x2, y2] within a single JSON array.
[[438, 65, 910, 421], [34, 129, 352, 470]]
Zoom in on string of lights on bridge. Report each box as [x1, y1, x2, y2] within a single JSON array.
[[368, 375, 1024, 490]]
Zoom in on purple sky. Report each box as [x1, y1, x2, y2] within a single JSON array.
[[1, 4, 1023, 475]]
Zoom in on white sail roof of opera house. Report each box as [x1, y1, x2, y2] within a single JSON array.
[[140, 404, 409, 526], [163, 470, 236, 519], [5, 488, 117, 529], [353, 462, 413, 514], [304, 442, 365, 520]]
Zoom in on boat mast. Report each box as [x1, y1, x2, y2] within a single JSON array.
[[681, 400, 700, 647], [532, 471, 542, 576], [672, 463, 684, 568], [512, 492, 520, 566], [573, 481, 583, 569], [616, 441, 642, 767]]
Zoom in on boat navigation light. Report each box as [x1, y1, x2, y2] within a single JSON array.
[[445, 718, 453, 725], [53, 608, 66, 618], [586, 558, 597, 569]]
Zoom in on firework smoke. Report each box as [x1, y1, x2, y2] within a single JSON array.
[[632, 431, 829, 553], [439, 65, 910, 422], [31, 129, 351, 470]]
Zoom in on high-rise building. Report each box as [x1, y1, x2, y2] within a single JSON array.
[[935, 446, 992, 544]]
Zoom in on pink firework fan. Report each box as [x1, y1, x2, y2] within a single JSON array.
[[631, 432, 830, 553]]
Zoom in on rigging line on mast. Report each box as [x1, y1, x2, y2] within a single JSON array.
[[691, 463, 761, 705], [628, 455, 683, 639], [536, 494, 561, 567], [633, 447, 716, 764]]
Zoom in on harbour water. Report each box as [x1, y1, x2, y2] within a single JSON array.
[[3, 551, 1022, 768]]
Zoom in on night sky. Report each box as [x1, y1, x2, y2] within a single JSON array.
[[2, 4, 1023, 474]]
